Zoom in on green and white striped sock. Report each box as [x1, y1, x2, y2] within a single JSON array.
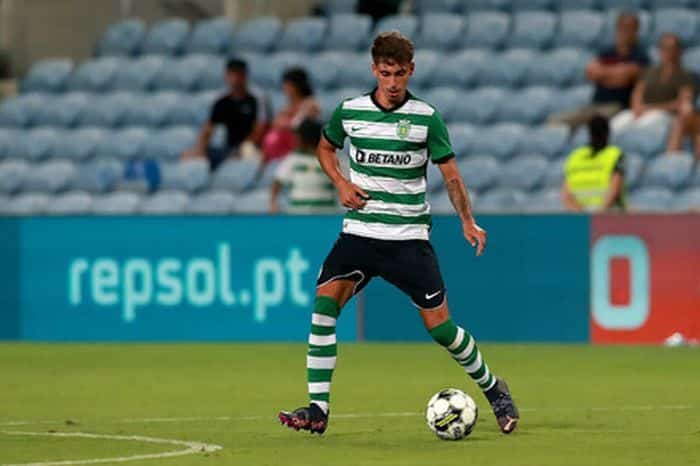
[[307, 296, 340, 414], [429, 319, 497, 391]]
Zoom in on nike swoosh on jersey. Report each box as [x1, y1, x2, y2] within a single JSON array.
[[425, 290, 442, 300]]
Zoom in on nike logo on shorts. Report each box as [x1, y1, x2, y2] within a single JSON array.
[[425, 290, 442, 300]]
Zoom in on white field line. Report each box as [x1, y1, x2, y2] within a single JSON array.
[[0, 404, 694, 427], [0, 431, 222, 466]]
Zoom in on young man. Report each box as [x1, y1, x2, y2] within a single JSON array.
[[278, 32, 519, 435]]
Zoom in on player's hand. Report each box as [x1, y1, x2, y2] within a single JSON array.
[[337, 179, 369, 210], [463, 220, 486, 256]]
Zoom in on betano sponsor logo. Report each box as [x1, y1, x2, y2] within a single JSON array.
[[355, 149, 412, 165], [67, 243, 311, 324]]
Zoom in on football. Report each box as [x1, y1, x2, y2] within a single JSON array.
[[426, 388, 478, 440]]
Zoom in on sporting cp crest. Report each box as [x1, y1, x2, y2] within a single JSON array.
[[396, 119, 411, 139]]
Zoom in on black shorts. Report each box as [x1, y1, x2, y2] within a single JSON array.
[[317, 233, 446, 309]]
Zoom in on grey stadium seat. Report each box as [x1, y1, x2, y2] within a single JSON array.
[[231, 187, 271, 213], [411, 50, 440, 89], [78, 92, 137, 128], [642, 152, 695, 190], [260, 52, 309, 88], [15, 127, 60, 162], [278, 17, 327, 53], [508, 11, 558, 49], [325, 14, 371, 51], [426, 161, 444, 193], [447, 123, 477, 158], [519, 125, 569, 160], [468, 0, 510, 11], [628, 187, 674, 211], [142, 18, 190, 55], [186, 190, 236, 214], [0, 192, 49, 215], [68, 57, 123, 92], [413, 0, 463, 13], [155, 55, 217, 92], [557, 0, 599, 9], [0, 93, 45, 128], [124, 93, 179, 127], [526, 48, 592, 87], [232, 17, 282, 53], [498, 155, 548, 191], [52, 127, 107, 162], [478, 49, 535, 87], [91, 191, 142, 215], [373, 15, 419, 39], [422, 87, 459, 123], [326, 0, 358, 14], [673, 187, 700, 211], [524, 189, 565, 213], [462, 12, 511, 50], [557, 11, 605, 49], [95, 127, 150, 161], [475, 188, 528, 213], [337, 53, 376, 89], [22, 58, 74, 93], [159, 159, 210, 192], [185, 17, 234, 55], [452, 88, 509, 125], [601, 10, 652, 48], [211, 159, 260, 192], [46, 191, 93, 215], [457, 155, 501, 193], [625, 153, 646, 190], [469, 124, 526, 161], [307, 52, 344, 90], [497, 86, 553, 124], [432, 49, 488, 88], [0, 159, 30, 194], [73, 158, 123, 193], [0, 129, 21, 159], [511, 0, 554, 10], [97, 18, 147, 56], [418, 14, 465, 51], [169, 93, 210, 127], [22, 160, 77, 193], [139, 190, 190, 214], [143, 126, 198, 161], [543, 157, 568, 188], [549, 85, 594, 115], [33, 92, 90, 128], [651, 8, 699, 45], [614, 124, 669, 159], [111, 55, 166, 92]]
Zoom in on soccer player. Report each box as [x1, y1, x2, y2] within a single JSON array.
[[279, 32, 519, 435]]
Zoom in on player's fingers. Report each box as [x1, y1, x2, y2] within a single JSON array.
[[476, 238, 485, 256], [355, 185, 369, 198]]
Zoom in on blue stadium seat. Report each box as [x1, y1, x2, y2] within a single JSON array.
[[543, 157, 567, 187], [462, 12, 511, 49], [446, 123, 477, 157], [73, 158, 122, 193], [188, 54, 226, 91], [684, 46, 700, 75], [519, 125, 569, 160], [557, 0, 600, 9], [95, 127, 150, 160], [652, 0, 698, 7], [602, 0, 647, 9], [497, 86, 553, 124], [601, 10, 652, 48], [526, 48, 592, 87], [373, 15, 419, 38], [0, 159, 29, 194], [412, 50, 440, 89], [325, 14, 371, 51], [111, 55, 166, 92], [307, 52, 344, 90], [651, 9, 699, 45], [32, 92, 90, 128], [0, 94, 45, 128], [231, 187, 272, 213], [278, 17, 327, 52], [325, 0, 358, 14], [68, 57, 123, 92], [92, 191, 142, 214], [422, 87, 459, 122], [124, 92, 179, 127], [268, 91, 287, 118], [452, 88, 509, 124], [0, 192, 49, 215], [319, 91, 340, 121], [337, 53, 377, 89], [508, 11, 558, 49], [431, 49, 488, 88], [169, 93, 209, 127], [549, 85, 594, 114], [457, 155, 500, 192], [0, 129, 20, 158], [557, 11, 605, 48], [524, 189, 565, 212], [232, 17, 283, 53], [613, 124, 668, 159], [499, 155, 548, 191], [426, 162, 444, 192], [642, 151, 694, 189], [97, 18, 146, 56], [22, 59, 74, 93], [414, 0, 463, 13], [155, 55, 219, 92], [628, 187, 674, 211], [478, 49, 535, 87], [16, 127, 60, 162], [159, 159, 210, 192], [467, 0, 510, 11], [186, 189, 236, 214], [53, 127, 107, 162], [211, 159, 259, 192], [625, 153, 646, 189], [418, 14, 465, 50], [184, 17, 234, 55], [22, 160, 76, 193], [257, 159, 283, 189], [429, 189, 453, 214], [475, 188, 528, 213], [78, 92, 137, 128], [673, 187, 700, 211], [512, 0, 554, 10], [142, 18, 190, 55], [143, 126, 198, 161], [260, 52, 309, 88], [469, 123, 526, 160], [46, 191, 93, 215]]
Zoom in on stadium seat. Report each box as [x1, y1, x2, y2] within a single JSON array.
[[499, 155, 548, 191], [684, 46, 700, 75], [423, 161, 442, 193], [549, 85, 594, 114], [431, 49, 488, 88], [625, 153, 646, 189], [52, 127, 107, 162], [184, 17, 234, 55], [601, 10, 652, 48], [452, 88, 508, 124], [307, 52, 344, 90], [68, 57, 123, 92], [156, 55, 222, 92], [628, 187, 674, 211], [0, 129, 20, 158], [418, 14, 465, 50], [0, 159, 29, 194], [22, 59, 74, 93], [325, 0, 358, 14], [467, 0, 510, 11], [159, 159, 210, 192], [91, 191, 142, 214], [613, 124, 668, 159], [602, 0, 647, 8], [497, 86, 553, 124], [319, 91, 340, 121], [429, 189, 453, 214], [78, 92, 137, 128], [524, 188, 565, 212], [142, 18, 190, 55], [411, 50, 440, 89], [257, 159, 283, 189], [15, 127, 60, 162], [139, 190, 190, 214], [72, 158, 122, 193], [652, 0, 698, 7], [97, 18, 146, 56], [143, 126, 198, 161], [446, 123, 477, 158], [422, 87, 459, 122], [95, 127, 150, 160], [373, 15, 419, 38], [519, 125, 569, 160], [508, 11, 558, 49], [169, 93, 209, 127], [526, 48, 592, 87], [46, 191, 93, 215], [469, 124, 526, 160], [457, 156, 500, 192], [32, 92, 90, 128], [231, 187, 271, 213], [642, 151, 694, 189], [268, 91, 287, 118], [0, 192, 49, 215], [414, 0, 463, 13], [22, 160, 76, 193], [124, 93, 179, 127], [512, 0, 554, 10], [651, 9, 699, 45], [211, 159, 259, 192], [0, 93, 47, 128], [462, 12, 511, 50], [277, 17, 328, 52], [478, 49, 535, 87], [475, 188, 528, 213], [673, 187, 700, 211], [543, 157, 567, 187], [111, 55, 166, 92], [325, 14, 371, 51], [188, 54, 226, 91], [186, 189, 236, 214], [260, 52, 309, 88], [337, 53, 377, 89], [557, 11, 605, 49], [557, 0, 600, 9], [232, 17, 283, 53]]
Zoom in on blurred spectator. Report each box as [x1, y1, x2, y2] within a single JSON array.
[[561, 115, 626, 212], [358, 0, 402, 23], [666, 82, 700, 159], [269, 119, 337, 214], [549, 12, 648, 130], [262, 67, 320, 161], [182, 58, 268, 170], [611, 33, 694, 133]]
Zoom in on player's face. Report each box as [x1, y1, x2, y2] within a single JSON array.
[[225, 70, 246, 92], [372, 60, 414, 105]]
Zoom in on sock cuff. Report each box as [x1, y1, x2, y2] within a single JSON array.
[[314, 296, 340, 318], [428, 319, 459, 347]]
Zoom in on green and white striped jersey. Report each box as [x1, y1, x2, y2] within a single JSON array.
[[275, 151, 337, 214], [323, 90, 454, 241]]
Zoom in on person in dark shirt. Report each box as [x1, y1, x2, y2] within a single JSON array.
[[182, 58, 269, 170], [549, 12, 648, 130]]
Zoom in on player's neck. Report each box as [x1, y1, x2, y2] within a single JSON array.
[[373, 88, 408, 112]]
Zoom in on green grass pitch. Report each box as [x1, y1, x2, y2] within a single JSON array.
[[1, 343, 699, 466]]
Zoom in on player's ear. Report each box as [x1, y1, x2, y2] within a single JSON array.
[[408, 61, 415, 76], [371, 62, 378, 78]]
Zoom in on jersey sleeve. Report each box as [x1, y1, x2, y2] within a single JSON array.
[[209, 98, 224, 124], [323, 103, 346, 149], [428, 110, 455, 163]]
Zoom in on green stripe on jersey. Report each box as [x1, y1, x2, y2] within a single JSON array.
[[342, 109, 433, 126], [349, 137, 425, 152], [346, 211, 431, 225], [350, 159, 425, 180], [365, 190, 425, 205], [290, 199, 336, 207]]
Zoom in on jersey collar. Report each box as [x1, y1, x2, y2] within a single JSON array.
[[370, 87, 412, 113]]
